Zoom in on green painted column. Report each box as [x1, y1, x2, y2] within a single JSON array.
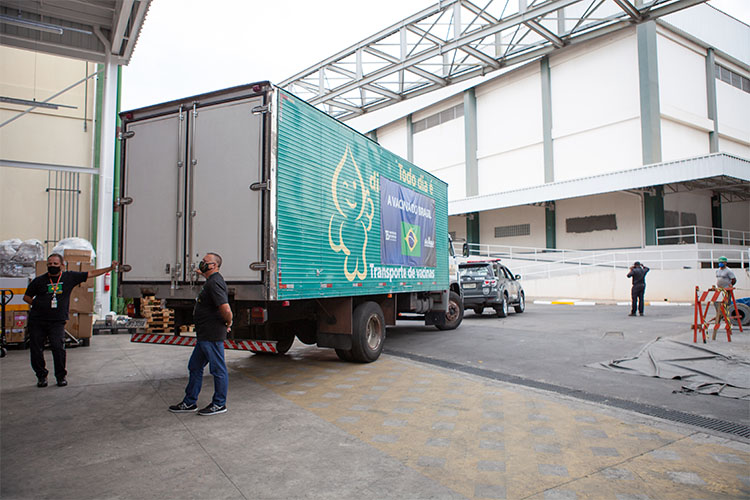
[[466, 212, 480, 253], [644, 187, 664, 246], [706, 48, 719, 153], [637, 21, 662, 165], [111, 66, 123, 313], [545, 203, 556, 249], [91, 64, 104, 247], [541, 56, 554, 183], [711, 194, 722, 244], [464, 88, 478, 196], [406, 114, 414, 163]]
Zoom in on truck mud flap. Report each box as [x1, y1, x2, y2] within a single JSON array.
[[130, 333, 277, 353]]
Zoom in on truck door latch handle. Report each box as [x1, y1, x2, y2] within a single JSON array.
[[252, 105, 270, 114], [249, 261, 268, 271], [115, 197, 133, 206], [118, 131, 135, 140], [250, 181, 270, 191]]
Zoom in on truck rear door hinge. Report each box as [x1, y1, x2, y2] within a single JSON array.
[[249, 261, 269, 271], [250, 181, 270, 191], [252, 105, 270, 115], [118, 131, 135, 140]]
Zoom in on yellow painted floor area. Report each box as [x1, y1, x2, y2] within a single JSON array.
[[236, 347, 750, 500]]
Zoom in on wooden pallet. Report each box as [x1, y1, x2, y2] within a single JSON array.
[[141, 296, 175, 334]]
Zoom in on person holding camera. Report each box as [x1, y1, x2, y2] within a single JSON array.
[[627, 261, 649, 317]]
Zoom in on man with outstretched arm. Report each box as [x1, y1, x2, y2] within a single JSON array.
[[23, 253, 117, 387]]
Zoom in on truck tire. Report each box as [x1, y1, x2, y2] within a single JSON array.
[[473, 306, 484, 315], [514, 292, 525, 314], [335, 349, 354, 362], [495, 294, 508, 318], [351, 302, 385, 363], [436, 291, 463, 331], [274, 334, 295, 355], [729, 302, 750, 326]]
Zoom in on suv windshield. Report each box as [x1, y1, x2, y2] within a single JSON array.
[[460, 265, 493, 278]]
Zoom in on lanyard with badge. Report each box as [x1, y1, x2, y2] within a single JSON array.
[[48, 273, 62, 308]]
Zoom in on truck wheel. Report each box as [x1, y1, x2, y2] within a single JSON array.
[[274, 333, 295, 355], [729, 303, 750, 326], [473, 307, 484, 315], [294, 320, 317, 345], [351, 302, 385, 362], [514, 292, 525, 314], [495, 294, 508, 318], [436, 291, 463, 331]]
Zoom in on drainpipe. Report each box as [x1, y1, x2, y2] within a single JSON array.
[[111, 66, 123, 313]]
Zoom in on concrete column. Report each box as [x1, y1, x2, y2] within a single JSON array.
[[637, 21, 661, 165], [706, 48, 719, 153], [541, 56, 554, 183], [94, 54, 117, 314], [464, 88, 478, 197]]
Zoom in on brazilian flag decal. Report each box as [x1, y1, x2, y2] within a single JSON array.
[[401, 222, 421, 257]]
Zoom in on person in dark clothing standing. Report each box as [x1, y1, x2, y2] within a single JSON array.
[[626, 261, 649, 317], [23, 253, 117, 387], [169, 252, 233, 416]]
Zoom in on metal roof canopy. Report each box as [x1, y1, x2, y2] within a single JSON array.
[[281, 0, 707, 121], [448, 153, 750, 215], [0, 0, 150, 64]]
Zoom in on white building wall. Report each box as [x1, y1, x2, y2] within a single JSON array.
[[556, 193, 643, 249], [721, 202, 750, 234], [376, 118, 408, 160], [663, 192, 713, 227], [448, 216, 467, 241], [715, 60, 750, 157], [479, 206, 546, 248], [475, 64, 544, 193], [413, 96, 466, 200], [551, 31, 642, 180]]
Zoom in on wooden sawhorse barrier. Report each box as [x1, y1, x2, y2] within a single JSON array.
[[693, 286, 743, 343]]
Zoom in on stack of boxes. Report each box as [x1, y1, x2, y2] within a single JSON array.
[[0, 276, 31, 344], [2, 310, 28, 343], [36, 249, 95, 342]]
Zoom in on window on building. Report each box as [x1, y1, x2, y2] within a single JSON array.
[[565, 214, 617, 233], [494, 224, 531, 238], [715, 63, 750, 94], [412, 103, 464, 134]]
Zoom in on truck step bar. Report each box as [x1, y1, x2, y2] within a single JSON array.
[[130, 333, 278, 353]]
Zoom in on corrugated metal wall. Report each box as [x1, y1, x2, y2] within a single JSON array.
[[275, 90, 449, 300]]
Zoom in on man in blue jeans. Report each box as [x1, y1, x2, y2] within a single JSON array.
[[169, 252, 233, 416]]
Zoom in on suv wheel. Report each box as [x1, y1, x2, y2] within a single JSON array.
[[514, 292, 525, 314], [495, 295, 508, 318]]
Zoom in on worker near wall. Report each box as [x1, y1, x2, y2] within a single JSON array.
[[627, 261, 649, 316], [23, 253, 117, 388], [714, 256, 737, 331], [169, 252, 232, 416]]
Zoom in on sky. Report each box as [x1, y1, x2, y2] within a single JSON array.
[[121, 0, 750, 111]]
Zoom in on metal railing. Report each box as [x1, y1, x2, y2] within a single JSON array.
[[451, 241, 749, 280], [656, 226, 750, 246]]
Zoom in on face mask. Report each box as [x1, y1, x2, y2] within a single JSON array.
[[198, 261, 211, 273], [719, 262, 726, 268], [47, 265, 61, 276]]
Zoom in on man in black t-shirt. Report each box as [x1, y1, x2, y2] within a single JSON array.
[[23, 253, 117, 387], [626, 261, 649, 317], [169, 252, 233, 416]]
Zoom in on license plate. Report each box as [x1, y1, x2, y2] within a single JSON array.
[[463, 283, 476, 289]]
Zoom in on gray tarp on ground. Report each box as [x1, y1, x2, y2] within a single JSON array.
[[588, 337, 750, 399]]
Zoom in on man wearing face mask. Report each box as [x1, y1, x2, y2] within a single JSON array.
[[23, 253, 117, 388], [169, 252, 232, 416]]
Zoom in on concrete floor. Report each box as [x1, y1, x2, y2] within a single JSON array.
[[1, 307, 749, 499]]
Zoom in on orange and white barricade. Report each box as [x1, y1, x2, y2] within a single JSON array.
[[693, 286, 743, 343]]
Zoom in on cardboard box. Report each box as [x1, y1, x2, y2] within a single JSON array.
[[5, 329, 26, 343], [63, 249, 92, 265], [70, 287, 94, 313], [36, 260, 47, 276], [66, 313, 93, 339], [78, 262, 96, 288], [12, 311, 28, 329]]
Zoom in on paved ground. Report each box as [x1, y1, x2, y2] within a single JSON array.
[[1, 304, 749, 499]]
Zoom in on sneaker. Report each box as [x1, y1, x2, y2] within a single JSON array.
[[198, 403, 227, 416], [628, 313, 636, 317], [37, 377, 48, 388], [169, 402, 198, 413], [56, 378, 67, 387]]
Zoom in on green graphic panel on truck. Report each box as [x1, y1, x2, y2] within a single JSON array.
[[275, 90, 449, 300]]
